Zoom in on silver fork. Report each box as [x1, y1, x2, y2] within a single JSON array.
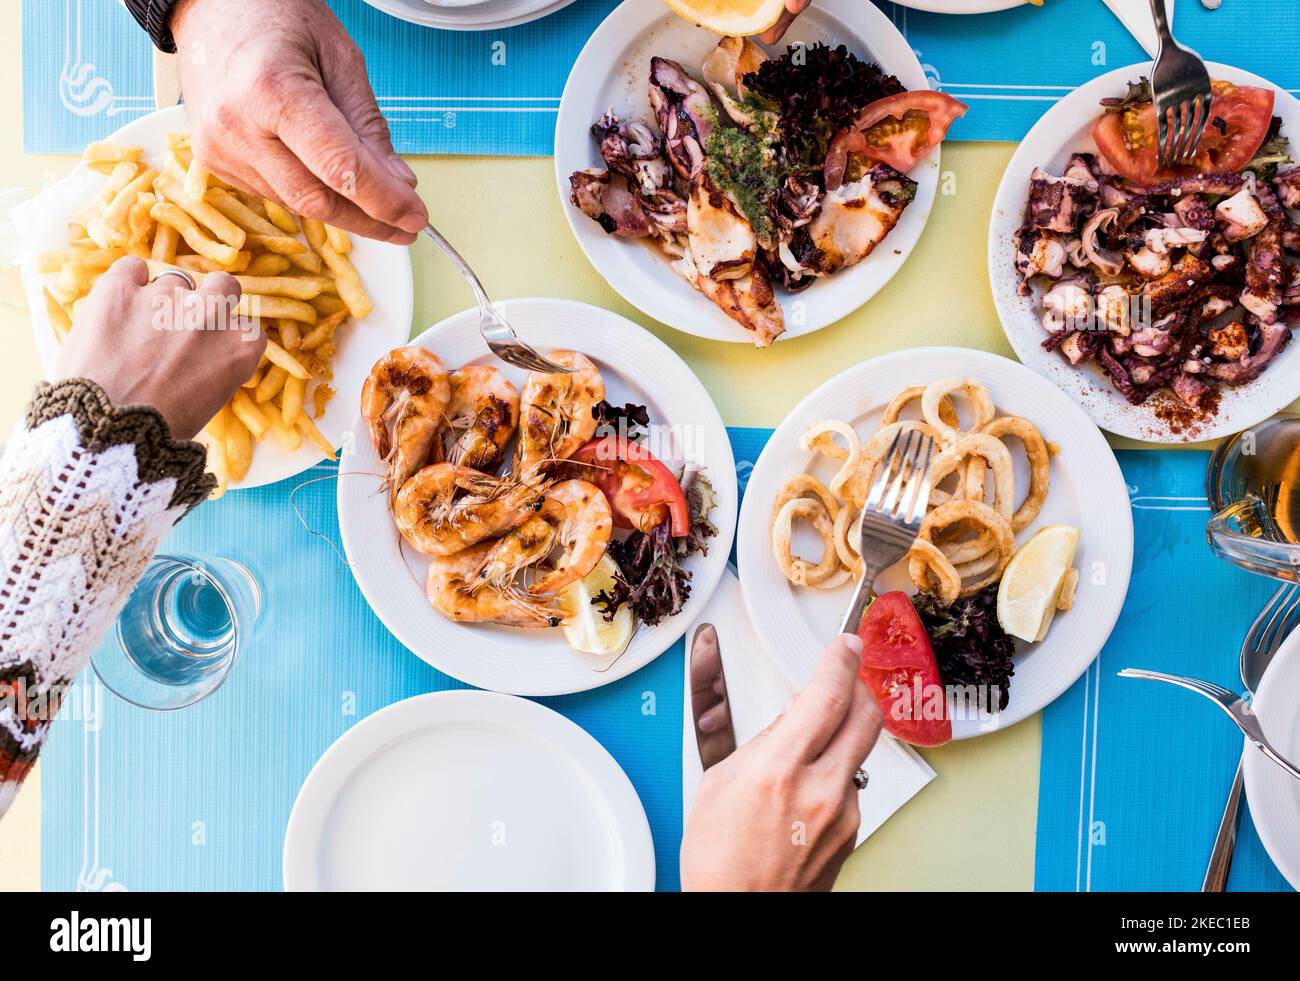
[[1117, 667, 1300, 782], [838, 430, 935, 635], [1203, 583, 1300, 891], [421, 223, 573, 374], [1147, 0, 1214, 169]]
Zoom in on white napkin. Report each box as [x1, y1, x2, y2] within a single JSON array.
[[1100, 0, 1177, 59], [682, 569, 934, 846]]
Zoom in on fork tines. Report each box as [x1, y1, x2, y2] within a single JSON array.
[[864, 429, 934, 527], [1156, 90, 1210, 169]]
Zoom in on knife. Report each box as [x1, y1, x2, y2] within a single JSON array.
[[152, 48, 182, 110], [689, 624, 738, 771]]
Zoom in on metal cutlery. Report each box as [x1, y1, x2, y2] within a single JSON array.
[[689, 623, 738, 772], [837, 430, 935, 635], [1146, 0, 1214, 169], [420, 223, 573, 374], [1201, 583, 1300, 890], [1118, 666, 1300, 782]]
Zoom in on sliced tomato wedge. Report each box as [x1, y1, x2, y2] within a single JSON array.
[[1092, 82, 1275, 185], [824, 90, 968, 188], [569, 435, 690, 537], [855, 591, 951, 747]]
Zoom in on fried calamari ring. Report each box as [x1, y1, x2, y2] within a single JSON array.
[[928, 433, 1015, 523], [922, 377, 995, 443], [770, 473, 840, 534], [771, 497, 841, 587], [906, 539, 961, 606], [908, 500, 1015, 602], [980, 415, 1050, 532], [840, 420, 945, 507], [798, 420, 863, 503], [832, 504, 865, 579], [881, 386, 959, 429]]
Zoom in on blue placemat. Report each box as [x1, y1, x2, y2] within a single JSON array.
[[25, 1, 1300, 156], [1035, 449, 1294, 892]]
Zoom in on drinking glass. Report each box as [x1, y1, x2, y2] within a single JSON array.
[[92, 553, 261, 710]]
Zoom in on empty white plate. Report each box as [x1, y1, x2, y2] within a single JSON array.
[[1242, 632, 1300, 889], [284, 690, 655, 891]]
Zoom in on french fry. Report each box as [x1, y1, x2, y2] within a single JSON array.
[[277, 318, 302, 350], [245, 253, 290, 277], [301, 217, 327, 251], [176, 251, 251, 274], [98, 162, 139, 206], [166, 132, 191, 152], [296, 411, 336, 459], [309, 293, 347, 316], [281, 374, 306, 426], [264, 400, 303, 451], [203, 407, 231, 497], [83, 141, 143, 168], [263, 338, 311, 378], [237, 294, 317, 324], [299, 309, 347, 351], [44, 289, 72, 343], [225, 412, 253, 483], [241, 363, 266, 391], [233, 274, 334, 301], [263, 199, 299, 235], [325, 224, 351, 254], [151, 223, 180, 263], [230, 390, 271, 437], [150, 201, 239, 265], [154, 174, 246, 249], [317, 243, 372, 319], [244, 232, 307, 256], [90, 167, 158, 247], [182, 159, 210, 201], [254, 364, 289, 403], [287, 251, 323, 274]]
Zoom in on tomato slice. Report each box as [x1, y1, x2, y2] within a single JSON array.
[[856, 591, 951, 747], [824, 91, 967, 187], [569, 435, 690, 537], [1092, 82, 1275, 185]]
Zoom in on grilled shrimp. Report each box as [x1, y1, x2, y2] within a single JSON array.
[[527, 480, 614, 595], [394, 462, 545, 556], [425, 541, 565, 629], [473, 514, 557, 588], [361, 347, 451, 505], [446, 366, 519, 472], [515, 351, 606, 472]]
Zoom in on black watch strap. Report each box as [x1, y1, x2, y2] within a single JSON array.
[[122, 0, 182, 54]]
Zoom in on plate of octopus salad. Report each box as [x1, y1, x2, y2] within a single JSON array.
[[990, 63, 1300, 442], [555, 0, 964, 347], [337, 298, 737, 697]]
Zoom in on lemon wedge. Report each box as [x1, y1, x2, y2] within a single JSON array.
[[996, 525, 1081, 643], [558, 555, 635, 656], [659, 0, 787, 37]]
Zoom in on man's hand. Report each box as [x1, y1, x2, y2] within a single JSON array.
[[680, 633, 881, 891], [757, 0, 811, 45], [171, 0, 427, 244], [55, 258, 266, 441]]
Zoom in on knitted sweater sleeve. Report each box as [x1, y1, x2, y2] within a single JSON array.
[[0, 379, 213, 816]]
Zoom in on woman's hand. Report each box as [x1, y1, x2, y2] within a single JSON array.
[[680, 633, 882, 891], [170, 0, 427, 244], [55, 258, 266, 441], [757, 0, 811, 44]]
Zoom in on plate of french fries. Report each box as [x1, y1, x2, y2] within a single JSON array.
[[14, 104, 414, 495]]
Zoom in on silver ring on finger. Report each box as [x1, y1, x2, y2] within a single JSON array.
[[153, 268, 196, 290], [852, 768, 869, 791]]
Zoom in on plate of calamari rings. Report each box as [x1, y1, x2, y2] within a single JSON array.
[[337, 298, 737, 697], [736, 347, 1133, 738]]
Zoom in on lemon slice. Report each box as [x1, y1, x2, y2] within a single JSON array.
[[996, 525, 1081, 643], [659, 0, 787, 37], [558, 555, 635, 656]]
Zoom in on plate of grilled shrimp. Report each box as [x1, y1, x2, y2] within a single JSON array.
[[337, 298, 737, 696], [555, 0, 963, 347], [735, 348, 1133, 738]]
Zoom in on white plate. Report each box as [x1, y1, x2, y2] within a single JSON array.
[[989, 62, 1300, 444], [361, 0, 576, 31], [1243, 632, 1300, 890], [735, 347, 1133, 738], [283, 690, 655, 891], [890, 0, 1025, 11], [14, 104, 414, 489], [337, 298, 737, 696], [554, 0, 939, 344]]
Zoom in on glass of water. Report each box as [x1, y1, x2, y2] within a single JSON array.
[[92, 553, 261, 710]]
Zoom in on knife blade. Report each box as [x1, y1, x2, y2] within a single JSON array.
[[689, 623, 738, 771]]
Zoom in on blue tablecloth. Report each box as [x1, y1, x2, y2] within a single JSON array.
[[26, 0, 1300, 155]]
